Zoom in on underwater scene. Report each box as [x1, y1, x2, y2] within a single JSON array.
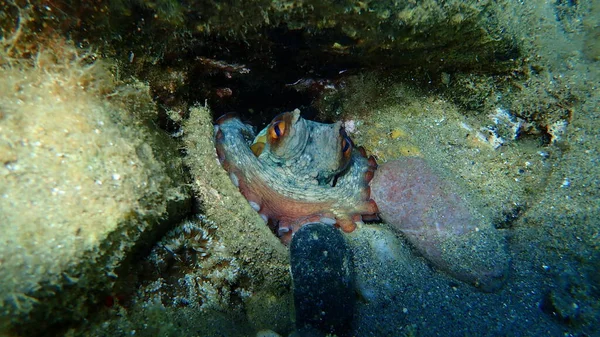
[[0, 0, 598, 336]]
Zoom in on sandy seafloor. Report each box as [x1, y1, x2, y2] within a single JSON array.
[[348, 225, 584, 336]]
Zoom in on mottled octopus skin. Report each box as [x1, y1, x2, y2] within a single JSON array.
[[214, 109, 378, 243]]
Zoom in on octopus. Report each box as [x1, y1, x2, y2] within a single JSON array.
[[215, 109, 378, 243], [214, 109, 509, 291]]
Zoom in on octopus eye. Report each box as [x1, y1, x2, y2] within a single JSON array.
[[341, 136, 352, 156], [269, 120, 286, 140], [340, 128, 353, 158]]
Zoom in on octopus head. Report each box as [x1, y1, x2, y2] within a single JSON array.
[[251, 109, 353, 186]]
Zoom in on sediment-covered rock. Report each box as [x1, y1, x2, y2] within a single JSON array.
[[0, 39, 190, 335], [370, 157, 509, 291], [183, 105, 292, 332]]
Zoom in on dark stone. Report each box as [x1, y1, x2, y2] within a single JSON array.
[[290, 223, 355, 336], [541, 288, 581, 325]]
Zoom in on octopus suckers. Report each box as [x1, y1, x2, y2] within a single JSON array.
[[229, 172, 239, 187], [319, 217, 337, 225], [248, 201, 261, 212]]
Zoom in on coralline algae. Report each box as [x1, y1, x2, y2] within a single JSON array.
[[370, 157, 510, 292]]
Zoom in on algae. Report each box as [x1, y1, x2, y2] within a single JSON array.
[[0, 33, 190, 335], [316, 73, 552, 229], [182, 105, 293, 333]]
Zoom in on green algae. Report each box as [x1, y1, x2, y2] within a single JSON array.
[[0, 36, 190, 335]]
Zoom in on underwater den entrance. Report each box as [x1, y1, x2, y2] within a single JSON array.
[[191, 58, 357, 128], [148, 26, 366, 132]]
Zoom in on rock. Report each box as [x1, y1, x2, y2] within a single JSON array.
[[256, 329, 282, 337], [290, 223, 355, 336], [370, 157, 509, 292], [0, 39, 190, 334]]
